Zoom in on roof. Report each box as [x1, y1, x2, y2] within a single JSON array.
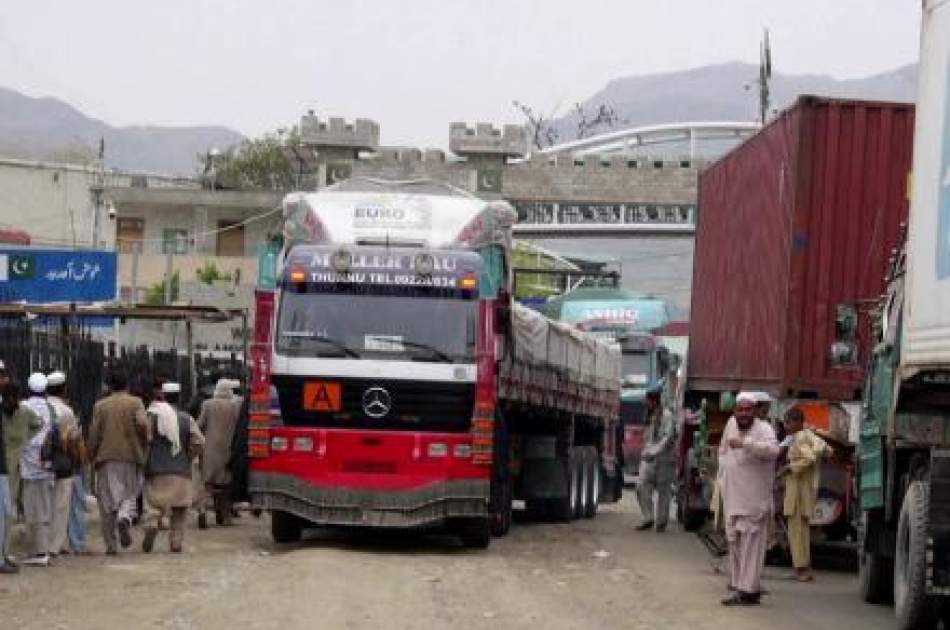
[[0, 303, 246, 323]]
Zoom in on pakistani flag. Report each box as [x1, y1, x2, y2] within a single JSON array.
[[0, 254, 35, 281]]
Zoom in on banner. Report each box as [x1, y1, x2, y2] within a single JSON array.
[[0, 248, 117, 303]]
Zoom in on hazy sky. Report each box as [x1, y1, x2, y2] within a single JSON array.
[[2, 1, 921, 147]]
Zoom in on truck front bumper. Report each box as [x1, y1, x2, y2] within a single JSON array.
[[250, 472, 490, 528]]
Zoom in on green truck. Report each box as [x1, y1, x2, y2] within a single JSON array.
[[859, 3, 950, 628]]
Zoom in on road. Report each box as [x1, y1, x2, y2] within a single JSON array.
[[0, 495, 895, 630]]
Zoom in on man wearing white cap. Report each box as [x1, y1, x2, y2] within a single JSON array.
[[20, 373, 54, 566], [718, 391, 780, 606], [46, 371, 83, 556], [143, 382, 204, 553]]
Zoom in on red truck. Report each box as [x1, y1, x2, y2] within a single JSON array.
[[680, 96, 915, 541], [247, 178, 623, 547]]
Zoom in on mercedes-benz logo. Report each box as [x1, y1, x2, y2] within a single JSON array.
[[362, 387, 391, 418]]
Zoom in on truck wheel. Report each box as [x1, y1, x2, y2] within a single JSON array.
[[490, 471, 512, 537], [576, 448, 590, 519], [457, 518, 492, 549], [271, 510, 303, 544], [894, 481, 937, 629], [859, 512, 894, 604], [548, 448, 580, 522], [584, 447, 601, 518]]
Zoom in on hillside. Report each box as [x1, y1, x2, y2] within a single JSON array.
[[550, 62, 917, 149], [0, 86, 243, 174]]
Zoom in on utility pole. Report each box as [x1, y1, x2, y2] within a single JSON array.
[[90, 138, 106, 248], [758, 28, 773, 126], [129, 242, 140, 349]]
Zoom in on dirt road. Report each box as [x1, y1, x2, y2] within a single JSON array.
[[0, 496, 894, 630]]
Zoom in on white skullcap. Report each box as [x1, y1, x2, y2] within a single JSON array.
[[28, 372, 48, 394], [47, 371, 66, 387], [751, 391, 773, 404], [162, 382, 181, 394], [0, 360, 6, 371], [736, 391, 756, 404]]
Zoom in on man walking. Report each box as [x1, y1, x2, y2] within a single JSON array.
[[1, 382, 40, 570], [21, 373, 54, 566], [719, 392, 780, 606], [636, 387, 677, 532], [143, 382, 204, 553], [46, 371, 83, 556], [88, 370, 147, 554], [780, 406, 831, 582], [197, 378, 241, 527]]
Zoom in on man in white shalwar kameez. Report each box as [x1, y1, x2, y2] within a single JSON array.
[[718, 392, 780, 606]]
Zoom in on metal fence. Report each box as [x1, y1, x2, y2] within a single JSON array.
[[0, 320, 245, 429]]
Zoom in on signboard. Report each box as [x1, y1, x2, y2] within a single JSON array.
[[560, 299, 670, 332], [0, 248, 117, 303]]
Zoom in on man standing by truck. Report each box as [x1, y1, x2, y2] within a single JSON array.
[[779, 406, 830, 583], [636, 387, 677, 532], [719, 393, 780, 606]]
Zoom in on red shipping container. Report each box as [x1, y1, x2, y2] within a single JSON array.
[[688, 96, 914, 401]]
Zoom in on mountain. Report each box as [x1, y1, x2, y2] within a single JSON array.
[[0, 86, 244, 174], [550, 62, 917, 151]]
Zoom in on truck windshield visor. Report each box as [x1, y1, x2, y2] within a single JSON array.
[[621, 351, 652, 386]]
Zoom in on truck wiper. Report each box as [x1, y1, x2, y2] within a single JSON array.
[[280, 332, 361, 358], [367, 337, 454, 363]]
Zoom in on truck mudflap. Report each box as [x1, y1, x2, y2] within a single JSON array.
[[250, 472, 490, 528], [928, 449, 950, 594]]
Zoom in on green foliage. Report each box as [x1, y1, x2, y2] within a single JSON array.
[[195, 261, 232, 285], [144, 271, 180, 305], [199, 127, 302, 190]]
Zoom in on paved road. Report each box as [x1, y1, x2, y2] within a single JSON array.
[[0, 495, 895, 630]]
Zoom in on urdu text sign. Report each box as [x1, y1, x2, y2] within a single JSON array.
[[0, 249, 117, 303]]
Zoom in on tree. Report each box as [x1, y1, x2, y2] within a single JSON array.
[[512, 101, 560, 151], [197, 127, 303, 190], [513, 101, 625, 151], [574, 103, 623, 139], [144, 271, 180, 305]]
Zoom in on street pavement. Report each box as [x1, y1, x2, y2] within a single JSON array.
[[0, 494, 895, 630]]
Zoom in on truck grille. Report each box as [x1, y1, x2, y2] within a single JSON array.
[[273, 375, 475, 432]]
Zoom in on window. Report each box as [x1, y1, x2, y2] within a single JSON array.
[[116, 218, 144, 254], [162, 228, 188, 254]]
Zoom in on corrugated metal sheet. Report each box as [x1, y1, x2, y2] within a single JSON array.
[[688, 96, 914, 400]]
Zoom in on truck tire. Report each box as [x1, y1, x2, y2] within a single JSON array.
[[583, 447, 601, 518], [548, 448, 580, 522], [576, 448, 590, 519], [271, 510, 303, 544], [457, 518, 492, 549], [859, 512, 894, 604], [894, 481, 938, 630]]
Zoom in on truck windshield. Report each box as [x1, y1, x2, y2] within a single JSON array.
[[621, 351, 652, 385], [276, 288, 477, 363]]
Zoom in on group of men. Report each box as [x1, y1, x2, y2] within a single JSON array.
[[635, 388, 831, 607], [0, 363, 244, 574]]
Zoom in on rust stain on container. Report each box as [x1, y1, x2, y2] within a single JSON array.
[[688, 96, 914, 401]]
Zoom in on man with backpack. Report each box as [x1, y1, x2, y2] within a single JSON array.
[[20, 373, 54, 566], [46, 371, 84, 557]]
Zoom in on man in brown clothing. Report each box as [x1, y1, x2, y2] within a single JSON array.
[[87, 370, 147, 553]]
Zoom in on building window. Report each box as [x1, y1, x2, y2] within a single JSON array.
[[116, 218, 144, 254], [162, 229, 189, 254]]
